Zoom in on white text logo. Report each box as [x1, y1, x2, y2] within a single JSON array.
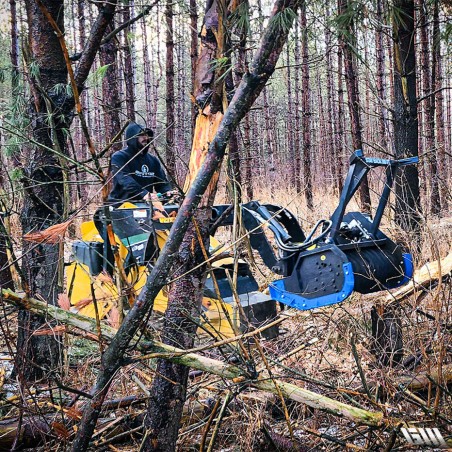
[[401, 427, 447, 448]]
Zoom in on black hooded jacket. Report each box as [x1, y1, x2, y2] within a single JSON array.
[[108, 123, 171, 203]]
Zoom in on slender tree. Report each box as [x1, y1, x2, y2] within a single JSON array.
[[293, 19, 302, 193], [15, 0, 117, 381], [337, 0, 371, 212], [432, 0, 447, 212], [300, 3, 313, 208], [392, 0, 421, 233], [122, 1, 136, 121], [190, 0, 198, 126], [418, 0, 440, 214], [325, 4, 340, 192], [375, 0, 389, 152], [100, 20, 121, 152], [16, 0, 69, 380], [335, 25, 345, 192], [165, 0, 176, 175]]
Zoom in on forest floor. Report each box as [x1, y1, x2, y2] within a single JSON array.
[[1, 189, 451, 451]]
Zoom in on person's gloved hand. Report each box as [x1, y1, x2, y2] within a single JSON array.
[[143, 192, 167, 220], [143, 192, 159, 202]]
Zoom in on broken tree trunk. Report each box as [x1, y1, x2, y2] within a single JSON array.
[[0, 288, 384, 428], [70, 1, 310, 450], [385, 250, 452, 306], [397, 364, 452, 391]]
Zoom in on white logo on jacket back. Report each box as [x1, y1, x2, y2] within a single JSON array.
[[136, 165, 155, 178]]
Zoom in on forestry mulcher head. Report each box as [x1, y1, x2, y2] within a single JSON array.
[[254, 150, 416, 310]]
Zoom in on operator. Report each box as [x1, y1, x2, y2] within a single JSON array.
[[108, 123, 173, 206]]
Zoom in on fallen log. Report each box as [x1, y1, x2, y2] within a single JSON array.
[[0, 415, 53, 451], [397, 364, 452, 391], [386, 251, 452, 305], [1, 288, 384, 428]]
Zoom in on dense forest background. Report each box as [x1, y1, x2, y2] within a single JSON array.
[[0, 0, 450, 212], [0, 0, 451, 450]]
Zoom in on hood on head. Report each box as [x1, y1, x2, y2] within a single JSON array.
[[124, 123, 152, 153]]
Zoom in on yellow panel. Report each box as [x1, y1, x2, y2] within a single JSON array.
[[80, 220, 103, 242], [117, 202, 137, 209], [69, 208, 244, 338], [156, 230, 169, 250], [68, 262, 116, 318], [201, 297, 237, 338], [67, 262, 94, 304]]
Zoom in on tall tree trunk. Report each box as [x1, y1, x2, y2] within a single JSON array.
[[190, 0, 198, 127], [142, 16, 153, 127], [100, 21, 121, 152], [293, 19, 302, 193], [165, 0, 176, 175], [335, 27, 345, 192], [256, 0, 275, 184], [143, 210, 209, 451], [338, 0, 371, 213], [432, 0, 447, 212], [392, 0, 421, 234], [243, 113, 253, 199], [123, 1, 136, 121], [1, 0, 17, 290], [325, 5, 338, 193], [376, 0, 389, 152], [10, 0, 19, 89], [287, 42, 295, 187], [144, 1, 229, 447], [237, 13, 252, 199], [300, 2, 313, 209], [16, 0, 68, 381], [419, 0, 440, 215], [15, 0, 117, 383]]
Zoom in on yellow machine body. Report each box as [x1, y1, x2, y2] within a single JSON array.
[[67, 206, 238, 338]]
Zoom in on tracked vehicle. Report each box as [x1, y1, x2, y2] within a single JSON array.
[[67, 151, 416, 338]]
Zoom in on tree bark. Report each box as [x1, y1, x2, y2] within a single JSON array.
[[143, 210, 209, 451], [16, 0, 68, 381], [122, 1, 136, 121], [100, 20, 122, 153], [338, 0, 371, 213], [325, 5, 339, 193], [392, 0, 421, 234], [418, 0, 440, 215], [190, 0, 198, 127], [432, 0, 447, 212], [165, 0, 176, 175], [293, 19, 302, 193], [300, 1, 313, 209], [375, 0, 389, 152], [336, 37, 345, 192]]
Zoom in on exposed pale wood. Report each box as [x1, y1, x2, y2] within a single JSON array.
[[182, 105, 224, 203], [397, 364, 452, 391], [386, 250, 452, 305]]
